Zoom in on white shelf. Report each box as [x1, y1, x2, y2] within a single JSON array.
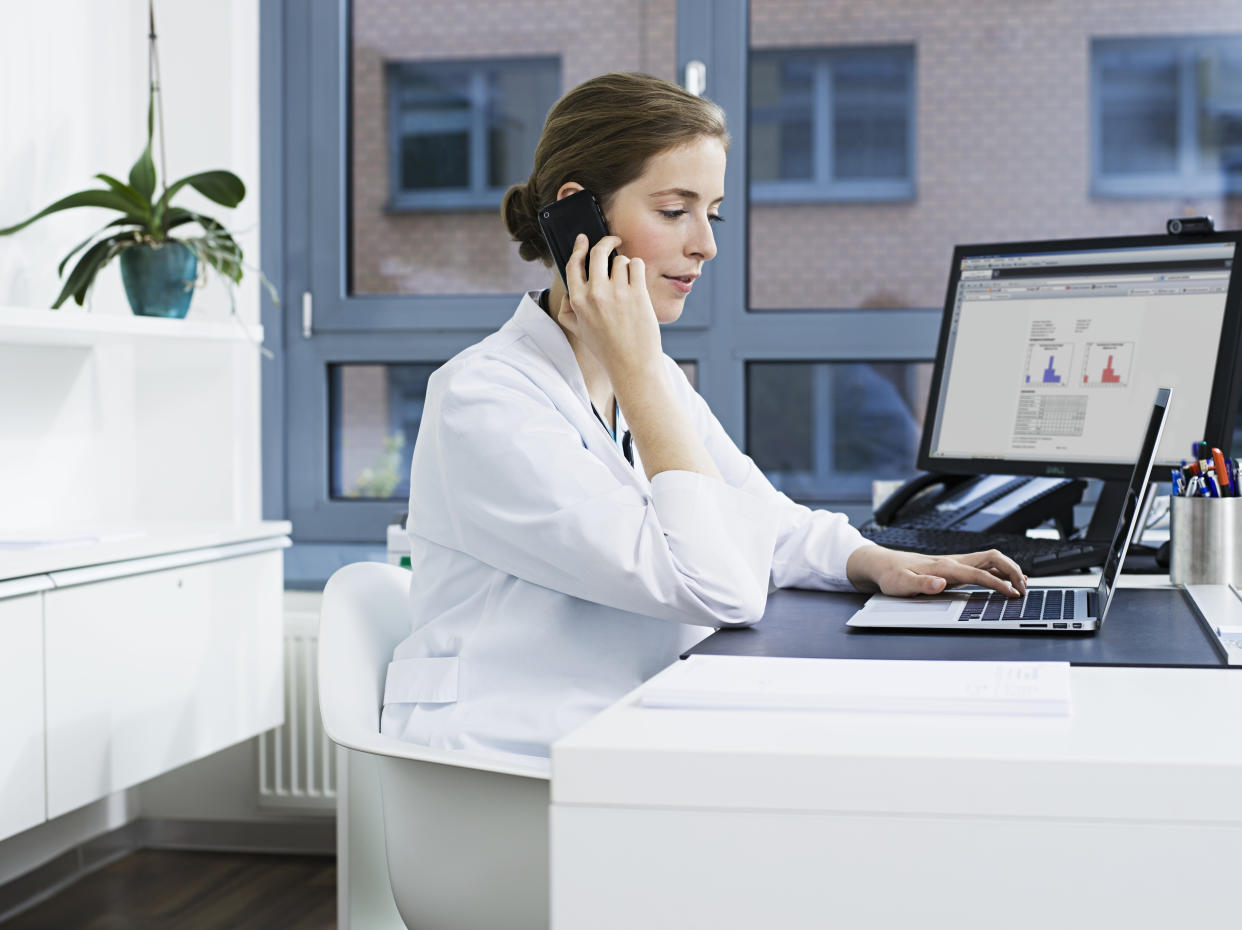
[[0, 305, 264, 346], [0, 521, 292, 582]]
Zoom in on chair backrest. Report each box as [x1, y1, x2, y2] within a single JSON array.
[[318, 561, 552, 930], [318, 560, 549, 775], [318, 561, 413, 753]]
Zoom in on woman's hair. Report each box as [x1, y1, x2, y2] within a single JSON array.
[[501, 72, 730, 265]]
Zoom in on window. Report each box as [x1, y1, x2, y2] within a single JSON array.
[[747, 361, 931, 504], [330, 364, 436, 500], [749, 46, 916, 203], [1093, 36, 1242, 197], [386, 58, 560, 211], [270, 1, 1242, 584]]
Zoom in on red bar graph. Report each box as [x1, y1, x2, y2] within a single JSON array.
[[1082, 342, 1132, 387], [1100, 355, 1121, 384]]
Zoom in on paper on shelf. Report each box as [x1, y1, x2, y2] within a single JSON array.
[[0, 529, 146, 550], [640, 655, 1071, 717]]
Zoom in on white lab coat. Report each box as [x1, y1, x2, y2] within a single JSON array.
[[381, 292, 872, 763]]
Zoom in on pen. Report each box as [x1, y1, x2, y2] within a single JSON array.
[[1197, 441, 1213, 478], [1207, 473, 1221, 498], [1173, 467, 1184, 497], [1213, 448, 1233, 497]]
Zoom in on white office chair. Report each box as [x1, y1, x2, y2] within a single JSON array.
[[318, 561, 551, 930]]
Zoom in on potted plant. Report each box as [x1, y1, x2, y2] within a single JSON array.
[[0, 0, 271, 325]]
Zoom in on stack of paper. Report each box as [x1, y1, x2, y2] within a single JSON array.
[[640, 655, 1072, 717]]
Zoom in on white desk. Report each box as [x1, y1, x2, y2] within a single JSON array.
[[550, 578, 1242, 929]]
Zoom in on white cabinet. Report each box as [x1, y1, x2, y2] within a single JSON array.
[[0, 302, 285, 847], [0, 593, 46, 842], [43, 550, 284, 818]]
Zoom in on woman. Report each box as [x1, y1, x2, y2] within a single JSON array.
[[381, 72, 1024, 763]]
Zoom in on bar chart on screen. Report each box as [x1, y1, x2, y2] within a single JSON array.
[[1082, 341, 1133, 386], [1023, 342, 1073, 386]]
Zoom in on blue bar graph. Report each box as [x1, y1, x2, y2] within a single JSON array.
[[1042, 355, 1061, 384]]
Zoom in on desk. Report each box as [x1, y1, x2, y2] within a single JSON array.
[[550, 578, 1242, 929]]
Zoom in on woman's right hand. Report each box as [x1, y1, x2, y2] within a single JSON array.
[[557, 233, 664, 383]]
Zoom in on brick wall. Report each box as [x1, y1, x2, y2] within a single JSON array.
[[349, 0, 1241, 306], [749, 0, 1242, 309], [350, 0, 676, 297]]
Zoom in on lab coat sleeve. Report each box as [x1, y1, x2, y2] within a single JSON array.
[[413, 362, 781, 627], [671, 362, 875, 591]]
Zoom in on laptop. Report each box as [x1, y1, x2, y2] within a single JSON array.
[[846, 387, 1170, 633]]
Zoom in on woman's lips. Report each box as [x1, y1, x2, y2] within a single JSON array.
[[663, 274, 697, 294]]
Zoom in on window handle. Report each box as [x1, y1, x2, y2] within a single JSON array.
[[301, 291, 313, 339], [684, 60, 707, 97]]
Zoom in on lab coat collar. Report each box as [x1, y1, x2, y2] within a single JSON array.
[[513, 291, 634, 467], [513, 290, 593, 407]]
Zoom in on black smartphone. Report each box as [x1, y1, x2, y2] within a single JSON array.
[[537, 189, 616, 288]]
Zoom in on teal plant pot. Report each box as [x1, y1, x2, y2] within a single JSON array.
[[118, 241, 197, 318]]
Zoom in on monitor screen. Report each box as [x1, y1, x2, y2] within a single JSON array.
[[920, 232, 1242, 481]]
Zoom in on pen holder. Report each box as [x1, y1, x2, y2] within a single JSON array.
[[1169, 495, 1242, 585]]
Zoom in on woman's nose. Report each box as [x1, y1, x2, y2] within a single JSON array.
[[688, 215, 717, 261]]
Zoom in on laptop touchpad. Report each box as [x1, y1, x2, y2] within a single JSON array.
[[866, 596, 962, 613]]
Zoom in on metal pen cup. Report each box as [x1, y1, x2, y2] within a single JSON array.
[[1169, 495, 1242, 585]]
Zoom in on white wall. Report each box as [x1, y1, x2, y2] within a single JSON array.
[[0, 0, 260, 326]]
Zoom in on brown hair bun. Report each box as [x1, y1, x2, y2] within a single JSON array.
[[501, 181, 548, 264]]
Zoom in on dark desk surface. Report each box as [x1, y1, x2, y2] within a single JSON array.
[[688, 586, 1229, 669]]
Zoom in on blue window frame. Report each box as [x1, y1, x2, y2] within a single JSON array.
[[749, 45, 916, 203], [263, 0, 941, 583], [386, 57, 560, 211], [1092, 36, 1242, 197]]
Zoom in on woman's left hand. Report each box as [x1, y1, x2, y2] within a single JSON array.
[[846, 545, 1027, 598]]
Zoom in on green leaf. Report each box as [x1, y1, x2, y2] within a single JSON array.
[[128, 146, 157, 204], [146, 76, 155, 149], [201, 237, 243, 284], [0, 189, 145, 237], [195, 216, 244, 282], [161, 207, 196, 231], [52, 235, 127, 309], [94, 172, 152, 220], [153, 171, 245, 228], [186, 171, 245, 208], [56, 220, 141, 277]]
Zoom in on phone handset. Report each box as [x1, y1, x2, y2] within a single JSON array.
[[537, 189, 616, 288], [872, 472, 971, 526]]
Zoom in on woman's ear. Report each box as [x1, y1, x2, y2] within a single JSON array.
[[555, 181, 584, 202]]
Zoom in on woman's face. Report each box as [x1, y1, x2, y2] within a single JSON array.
[[601, 135, 727, 324]]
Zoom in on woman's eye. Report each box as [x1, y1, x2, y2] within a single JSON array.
[[658, 209, 686, 219], [708, 214, 725, 224]]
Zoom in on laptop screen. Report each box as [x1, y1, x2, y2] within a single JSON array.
[[1095, 387, 1171, 622]]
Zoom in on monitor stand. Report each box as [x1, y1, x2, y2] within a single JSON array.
[[1083, 479, 1128, 543]]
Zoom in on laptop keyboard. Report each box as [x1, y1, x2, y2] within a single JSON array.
[[959, 589, 1098, 624]]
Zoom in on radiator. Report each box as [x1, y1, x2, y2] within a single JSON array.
[[258, 601, 336, 810]]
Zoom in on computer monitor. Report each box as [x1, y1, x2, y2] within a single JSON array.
[[918, 231, 1242, 540]]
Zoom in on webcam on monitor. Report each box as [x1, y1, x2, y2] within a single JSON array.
[[1167, 215, 1215, 235]]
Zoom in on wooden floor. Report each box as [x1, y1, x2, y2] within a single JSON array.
[[2, 850, 336, 930]]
